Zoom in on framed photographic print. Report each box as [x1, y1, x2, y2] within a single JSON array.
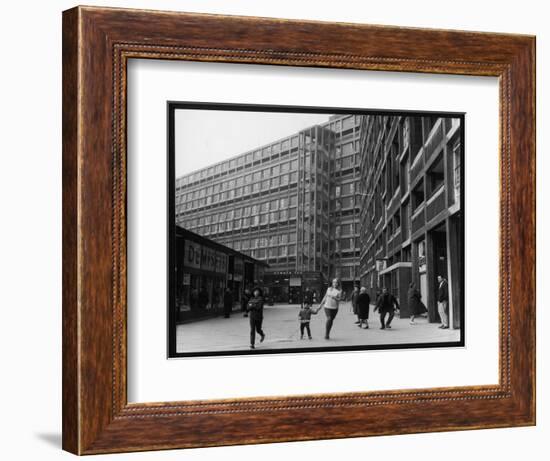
[[167, 102, 465, 358], [62, 6, 535, 455]]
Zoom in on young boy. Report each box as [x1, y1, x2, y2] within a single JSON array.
[[298, 304, 320, 339]]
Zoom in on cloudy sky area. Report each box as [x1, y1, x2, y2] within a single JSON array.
[[175, 109, 331, 177]]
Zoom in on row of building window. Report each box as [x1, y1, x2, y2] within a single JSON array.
[[176, 175, 300, 211], [229, 241, 359, 262], [182, 207, 299, 233], [177, 191, 361, 226], [177, 115, 361, 188], [179, 138, 300, 185], [176, 180, 360, 218], [176, 150, 359, 203], [180, 196, 299, 226]]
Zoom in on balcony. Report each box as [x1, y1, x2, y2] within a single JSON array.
[[426, 186, 446, 222], [411, 205, 425, 234]]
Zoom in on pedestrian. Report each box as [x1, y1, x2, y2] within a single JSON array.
[[437, 275, 449, 329], [351, 285, 360, 324], [223, 287, 233, 318], [374, 287, 400, 329], [319, 278, 342, 340], [246, 287, 266, 349], [408, 282, 427, 324], [298, 303, 320, 339], [303, 287, 314, 308], [356, 287, 371, 329], [241, 288, 251, 317]]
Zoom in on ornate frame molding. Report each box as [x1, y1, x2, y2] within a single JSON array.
[[63, 6, 535, 454]]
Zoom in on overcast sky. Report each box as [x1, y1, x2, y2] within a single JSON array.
[[175, 109, 331, 177]]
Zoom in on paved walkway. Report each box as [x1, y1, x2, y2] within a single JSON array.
[[176, 301, 460, 354]]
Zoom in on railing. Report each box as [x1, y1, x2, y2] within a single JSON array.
[[387, 187, 401, 217], [410, 147, 424, 182], [426, 186, 446, 222], [424, 118, 444, 158]]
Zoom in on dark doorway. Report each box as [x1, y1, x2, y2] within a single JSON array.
[[429, 224, 448, 323]]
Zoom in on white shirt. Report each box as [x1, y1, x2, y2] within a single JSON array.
[[323, 287, 342, 309]]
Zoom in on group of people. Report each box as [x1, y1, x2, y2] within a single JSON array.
[[237, 275, 451, 349], [237, 280, 344, 349], [348, 285, 400, 330]]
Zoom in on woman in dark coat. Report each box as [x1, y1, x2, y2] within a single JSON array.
[[356, 287, 371, 329], [408, 282, 427, 324]]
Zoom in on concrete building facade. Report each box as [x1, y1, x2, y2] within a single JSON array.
[[175, 114, 362, 300], [358, 114, 463, 328]]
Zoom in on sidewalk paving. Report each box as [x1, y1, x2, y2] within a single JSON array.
[[176, 301, 461, 354]]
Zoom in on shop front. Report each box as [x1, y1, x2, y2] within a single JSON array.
[[263, 271, 324, 305], [175, 226, 267, 322], [177, 238, 229, 321]]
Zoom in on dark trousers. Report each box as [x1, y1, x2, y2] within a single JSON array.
[[300, 322, 311, 338], [249, 315, 264, 345], [324, 308, 338, 338], [380, 309, 395, 328]]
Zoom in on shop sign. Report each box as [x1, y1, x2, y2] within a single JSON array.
[[184, 240, 201, 269], [201, 246, 217, 272], [215, 252, 227, 274]]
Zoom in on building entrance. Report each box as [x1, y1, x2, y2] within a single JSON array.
[[430, 225, 448, 324]]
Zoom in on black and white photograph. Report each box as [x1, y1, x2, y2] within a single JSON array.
[[168, 103, 464, 357]]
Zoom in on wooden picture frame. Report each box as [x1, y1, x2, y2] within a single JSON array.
[[62, 5, 535, 455]]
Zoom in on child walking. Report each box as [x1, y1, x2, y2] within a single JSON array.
[[298, 304, 320, 339]]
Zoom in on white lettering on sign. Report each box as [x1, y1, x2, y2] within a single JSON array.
[[201, 246, 217, 272], [184, 240, 201, 269]]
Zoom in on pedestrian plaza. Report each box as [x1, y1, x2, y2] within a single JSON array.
[[175, 301, 460, 354]]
